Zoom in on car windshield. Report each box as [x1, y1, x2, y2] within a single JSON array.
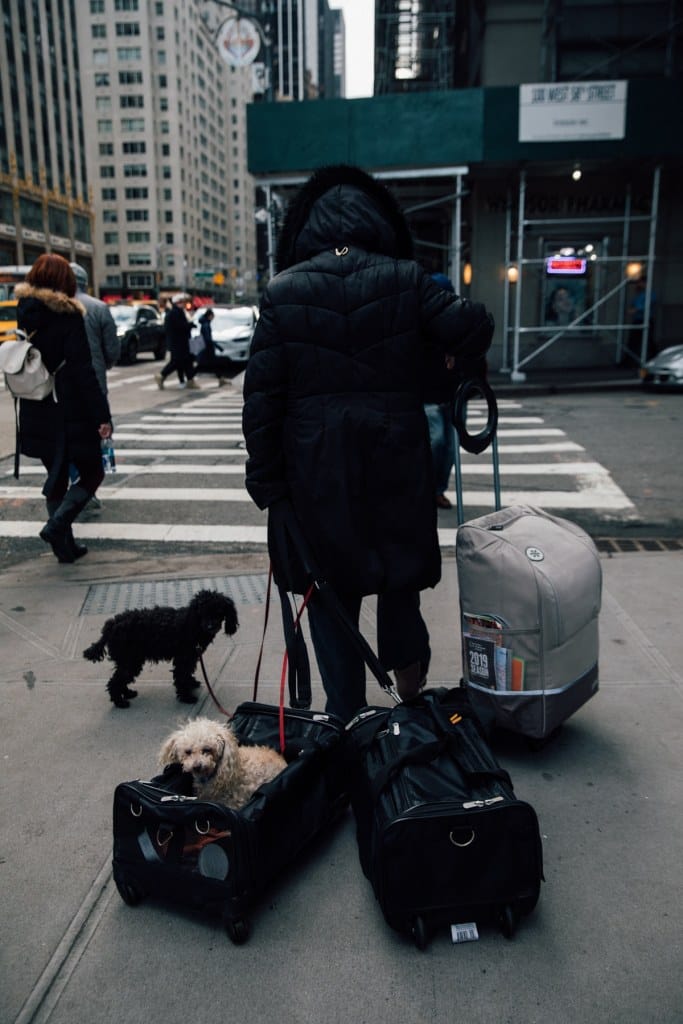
[[110, 305, 136, 328], [211, 308, 253, 330], [0, 304, 17, 322]]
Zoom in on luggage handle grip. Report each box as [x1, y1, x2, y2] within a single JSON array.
[[452, 378, 498, 455]]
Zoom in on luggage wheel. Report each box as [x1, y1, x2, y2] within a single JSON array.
[[223, 914, 250, 945], [410, 915, 428, 951], [498, 904, 519, 940], [115, 874, 145, 908]]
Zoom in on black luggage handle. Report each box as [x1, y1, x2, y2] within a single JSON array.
[[452, 378, 498, 455]]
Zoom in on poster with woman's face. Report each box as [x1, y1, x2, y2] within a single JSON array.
[[544, 278, 587, 327]]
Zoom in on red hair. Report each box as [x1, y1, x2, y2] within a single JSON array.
[[26, 254, 77, 297]]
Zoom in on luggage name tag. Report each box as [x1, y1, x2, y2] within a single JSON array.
[[451, 922, 479, 944]]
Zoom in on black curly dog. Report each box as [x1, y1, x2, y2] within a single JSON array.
[[82, 590, 238, 708]]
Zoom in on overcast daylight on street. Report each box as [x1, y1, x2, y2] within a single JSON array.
[[1, 3, 681, 1024]]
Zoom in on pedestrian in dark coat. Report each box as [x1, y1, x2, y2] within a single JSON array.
[[15, 254, 112, 563], [243, 164, 494, 721], [156, 293, 199, 389]]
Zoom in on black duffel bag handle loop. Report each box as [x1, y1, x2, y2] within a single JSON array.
[[452, 377, 498, 455]]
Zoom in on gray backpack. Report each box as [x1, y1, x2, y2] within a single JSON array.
[[0, 329, 63, 401]]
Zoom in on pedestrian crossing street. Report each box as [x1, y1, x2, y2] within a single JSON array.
[[0, 380, 636, 547]]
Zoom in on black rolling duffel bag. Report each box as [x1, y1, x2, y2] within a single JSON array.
[[113, 701, 348, 944], [347, 688, 543, 949]]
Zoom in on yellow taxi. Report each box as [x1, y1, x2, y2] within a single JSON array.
[[0, 300, 18, 343]]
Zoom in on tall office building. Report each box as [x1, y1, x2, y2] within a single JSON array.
[[0, 0, 94, 272], [77, 0, 257, 299]]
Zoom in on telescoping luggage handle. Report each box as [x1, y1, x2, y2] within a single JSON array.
[[452, 378, 502, 526], [272, 504, 399, 702]]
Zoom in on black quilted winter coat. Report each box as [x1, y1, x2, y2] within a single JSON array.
[[15, 283, 111, 472], [243, 165, 494, 595]]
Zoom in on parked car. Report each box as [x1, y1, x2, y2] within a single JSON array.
[[640, 345, 683, 388], [0, 299, 18, 344], [190, 304, 258, 364], [110, 303, 166, 364]]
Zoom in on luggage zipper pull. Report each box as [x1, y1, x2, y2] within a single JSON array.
[[392, 723, 400, 736], [160, 794, 197, 802], [462, 796, 505, 809], [462, 800, 485, 809]]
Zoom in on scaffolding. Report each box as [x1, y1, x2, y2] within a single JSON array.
[[502, 166, 661, 379]]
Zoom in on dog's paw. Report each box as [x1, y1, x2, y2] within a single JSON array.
[[123, 687, 138, 699], [112, 697, 131, 709], [177, 692, 199, 704], [189, 678, 201, 690]]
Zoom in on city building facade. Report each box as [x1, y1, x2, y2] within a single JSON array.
[[0, 0, 94, 274]]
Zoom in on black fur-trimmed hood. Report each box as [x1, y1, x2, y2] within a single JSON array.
[[275, 164, 414, 272], [15, 282, 85, 317]]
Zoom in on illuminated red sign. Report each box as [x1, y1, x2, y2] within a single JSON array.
[[546, 257, 587, 275]]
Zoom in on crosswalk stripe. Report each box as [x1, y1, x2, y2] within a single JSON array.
[[113, 432, 245, 441]]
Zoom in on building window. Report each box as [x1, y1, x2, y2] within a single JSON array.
[[96, 96, 112, 111], [127, 231, 150, 243], [115, 22, 140, 36], [97, 119, 113, 133], [122, 141, 146, 154], [100, 165, 115, 178], [164, 210, 173, 223], [105, 274, 122, 286], [159, 74, 167, 88], [90, 0, 105, 11], [117, 46, 141, 60], [157, 50, 166, 65], [155, 2, 164, 13], [121, 117, 145, 131], [119, 70, 143, 84], [124, 187, 148, 199], [161, 143, 170, 156], [156, 26, 165, 40], [104, 231, 119, 245], [105, 253, 120, 266], [123, 164, 147, 177], [103, 209, 118, 223], [129, 273, 154, 288], [162, 166, 171, 179], [93, 49, 109, 65], [115, 0, 139, 8], [120, 95, 144, 108], [159, 97, 168, 111], [101, 188, 116, 200], [94, 73, 110, 87], [126, 210, 149, 221], [99, 142, 114, 155], [160, 121, 170, 134], [129, 253, 151, 266], [92, 24, 107, 38], [165, 232, 174, 244]]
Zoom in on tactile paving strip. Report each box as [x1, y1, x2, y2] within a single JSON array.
[[80, 574, 268, 616]]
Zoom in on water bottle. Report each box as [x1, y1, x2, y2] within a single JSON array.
[[101, 437, 116, 473]]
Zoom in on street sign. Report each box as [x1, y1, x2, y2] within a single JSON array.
[[216, 16, 261, 67]]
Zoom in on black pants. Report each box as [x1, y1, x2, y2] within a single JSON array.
[[195, 355, 233, 379], [307, 588, 431, 722], [161, 348, 196, 383], [42, 453, 103, 503]]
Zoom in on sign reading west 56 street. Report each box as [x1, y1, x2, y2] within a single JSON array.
[[519, 81, 627, 142]]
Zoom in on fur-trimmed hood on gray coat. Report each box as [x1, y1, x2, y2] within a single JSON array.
[[244, 164, 494, 596]]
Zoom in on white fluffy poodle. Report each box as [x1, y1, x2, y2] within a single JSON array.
[[158, 717, 287, 809]]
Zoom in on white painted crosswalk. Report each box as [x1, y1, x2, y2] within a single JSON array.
[[0, 389, 637, 547]]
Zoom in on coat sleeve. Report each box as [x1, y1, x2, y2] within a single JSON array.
[[63, 314, 112, 426], [418, 270, 494, 375], [242, 291, 289, 510], [99, 304, 120, 368]]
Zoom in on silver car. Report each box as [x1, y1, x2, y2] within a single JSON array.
[[191, 305, 258, 364], [640, 345, 683, 388]]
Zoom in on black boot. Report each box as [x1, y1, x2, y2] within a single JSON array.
[[67, 525, 88, 560], [41, 486, 91, 564]]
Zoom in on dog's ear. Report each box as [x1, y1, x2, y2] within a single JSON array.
[[158, 732, 180, 767], [222, 598, 239, 636]]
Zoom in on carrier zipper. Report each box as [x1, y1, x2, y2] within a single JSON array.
[[462, 796, 505, 809], [160, 794, 198, 803]]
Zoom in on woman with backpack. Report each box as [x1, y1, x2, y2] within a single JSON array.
[[15, 254, 112, 563]]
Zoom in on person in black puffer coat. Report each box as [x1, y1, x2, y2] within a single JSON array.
[[15, 254, 112, 564], [243, 164, 494, 721]]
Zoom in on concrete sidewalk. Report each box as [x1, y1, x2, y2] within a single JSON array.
[[1, 544, 681, 1024]]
